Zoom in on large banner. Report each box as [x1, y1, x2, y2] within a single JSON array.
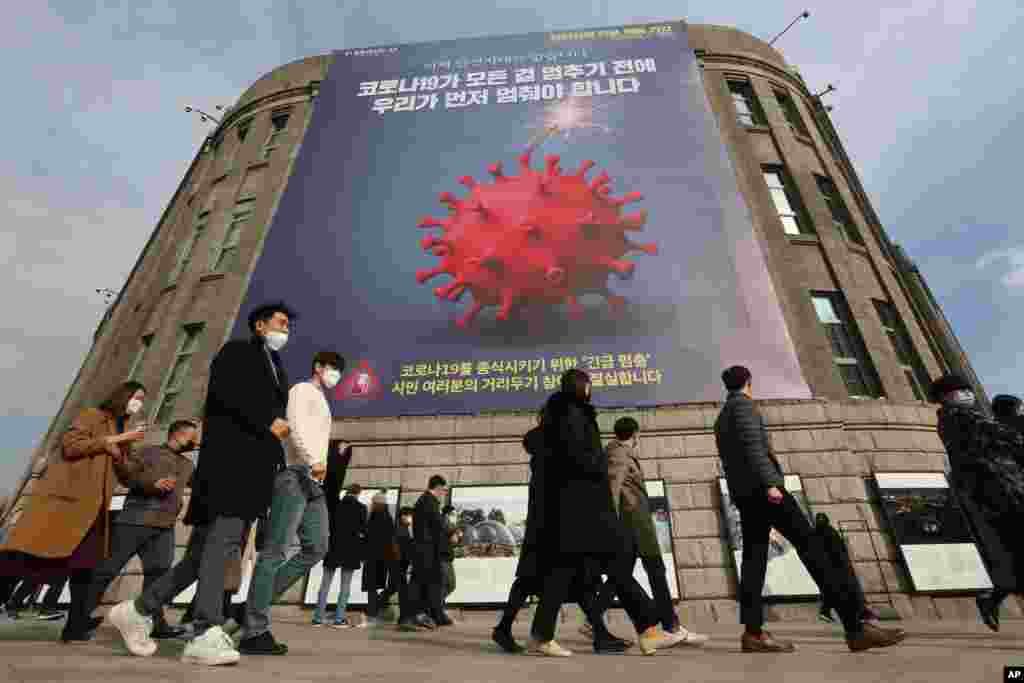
[[874, 472, 992, 593], [238, 21, 810, 416]]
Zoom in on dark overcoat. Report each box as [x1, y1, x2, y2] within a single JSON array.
[[325, 495, 367, 571], [540, 391, 629, 558], [184, 337, 288, 526], [362, 508, 397, 592], [938, 404, 1024, 592], [412, 491, 445, 582]]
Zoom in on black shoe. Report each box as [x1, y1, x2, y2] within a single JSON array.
[[238, 631, 289, 656], [593, 635, 630, 654], [492, 627, 524, 654], [433, 614, 454, 627], [60, 624, 95, 643], [413, 615, 436, 630], [151, 623, 187, 640], [976, 594, 1000, 632]]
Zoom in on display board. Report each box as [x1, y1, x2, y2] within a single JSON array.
[[718, 474, 820, 598], [235, 20, 811, 418], [447, 480, 677, 604], [303, 487, 402, 607], [874, 472, 992, 593]]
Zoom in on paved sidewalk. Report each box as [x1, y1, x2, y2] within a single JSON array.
[[1, 608, 1021, 683]]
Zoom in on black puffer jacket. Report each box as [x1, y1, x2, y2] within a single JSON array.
[[714, 391, 784, 504], [324, 495, 367, 570], [540, 391, 629, 557]]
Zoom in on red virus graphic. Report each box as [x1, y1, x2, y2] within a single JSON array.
[[334, 360, 383, 401], [415, 149, 657, 328]]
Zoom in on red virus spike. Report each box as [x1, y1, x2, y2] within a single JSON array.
[[518, 152, 533, 173], [589, 170, 610, 192], [416, 152, 656, 330], [488, 162, 505, 180], [620, 209, 648, 231], [544, 154, 561, 176], [456, 301, 484, 328], [609, 191, 643, 207], [418, 216, 446, 229], [459, 175, 478, 189], [626, 239, 658, 256], [574, 159, 596, 177]]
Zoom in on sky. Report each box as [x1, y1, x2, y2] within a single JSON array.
[[2, 0, 1022, 497]]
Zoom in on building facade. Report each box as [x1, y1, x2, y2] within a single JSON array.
[[3, 24, 1006, 623]]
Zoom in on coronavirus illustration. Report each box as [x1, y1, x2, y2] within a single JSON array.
[[415, 148, 658, 328]]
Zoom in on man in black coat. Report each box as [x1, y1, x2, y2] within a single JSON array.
[[109, 302, 295, 667], [403, 475, 450, 630], [934, 378, 1024, 631], [714, 365, 904, 654], [992, 394, 1024, 435]]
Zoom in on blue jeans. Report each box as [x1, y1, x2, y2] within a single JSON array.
[[315, 567, 355, 623], [245, 468, 328, 638]]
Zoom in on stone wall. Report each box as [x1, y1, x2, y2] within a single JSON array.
[[78, 398, 1018, 622]]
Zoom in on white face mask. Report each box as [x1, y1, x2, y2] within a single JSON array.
[[265, 331, 289, 352], [126, 398, 144, 415], [323, 368, 342, 389], [949, 390, 975, 406]]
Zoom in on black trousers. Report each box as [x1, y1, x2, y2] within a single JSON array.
[[367, 561, 403, 618], [531, 555, 655, 643], [408, 566, 445, 622], [736, 491, 862, 634], [84, 524, 175, 625], [595, 554, 677, 631]]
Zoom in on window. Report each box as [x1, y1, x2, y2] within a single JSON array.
[[774, 89, 810, 138], [224, 122, 251, 173], [811, 293, 884, 398], [762, 166, 812, 236], [209, 200, 253, 273], [727, 80, 766, 127], [263, 110, 291, 159], [814, 174, 864, 244], [874, 300, 931, 400], [167, 211, 209, 285], [154, 324, 204, 424], [127, 334, 153, 380]]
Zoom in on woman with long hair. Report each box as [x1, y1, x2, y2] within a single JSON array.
[[0, 381, 148, 642]]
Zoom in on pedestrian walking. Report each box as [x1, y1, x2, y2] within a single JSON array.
[[314, 484, 367, 628], [714, 365, 905, 653], [362, 492, 402, 626]]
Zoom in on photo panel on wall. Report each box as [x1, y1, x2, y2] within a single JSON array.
[[718, 474, 820, 598]]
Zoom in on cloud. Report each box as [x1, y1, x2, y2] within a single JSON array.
[[976, 247, 1024, 290]]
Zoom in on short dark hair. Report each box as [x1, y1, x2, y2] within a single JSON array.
[[247, 301, 297, 334], [560, 368, 591, 395], [992, 394, 1022, 418], [168, 419, 198, 438], [312, 351, 344, 374], [399, 506, 415, 518], [346, 483, 362, 496], [614, 416, 640, 440], [99, 381, 147, 416], [721, 366, 752, 392], [428, 474, 448, 490]]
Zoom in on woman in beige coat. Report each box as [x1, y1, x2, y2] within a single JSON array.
[[0, 381, 148, 641]]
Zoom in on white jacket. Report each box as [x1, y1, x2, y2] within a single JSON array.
[[285, 381, 332, 468]]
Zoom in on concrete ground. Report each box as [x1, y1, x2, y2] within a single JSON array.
[[1, 607, 1021, 683]]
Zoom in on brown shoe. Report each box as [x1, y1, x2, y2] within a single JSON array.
[[847, 623, 907, 652], [741, 631, 796, 653]]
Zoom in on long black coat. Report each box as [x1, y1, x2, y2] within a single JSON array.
[[516, 426, 552, 581], [412, 491, 445, 582], [324, 495, 367, 570], [540, 391, 629, 558], [185, 337, 288, 525], [938, 404, 1024, 591], [362, 508, 397, 592]]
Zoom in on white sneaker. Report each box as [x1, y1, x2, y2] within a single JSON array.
[[671, 626, 709, 647], [108, 600, 157, 657], [181, 626, 241, 666], [638, 628, 687, 655], [527, 638, 573, 657]]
